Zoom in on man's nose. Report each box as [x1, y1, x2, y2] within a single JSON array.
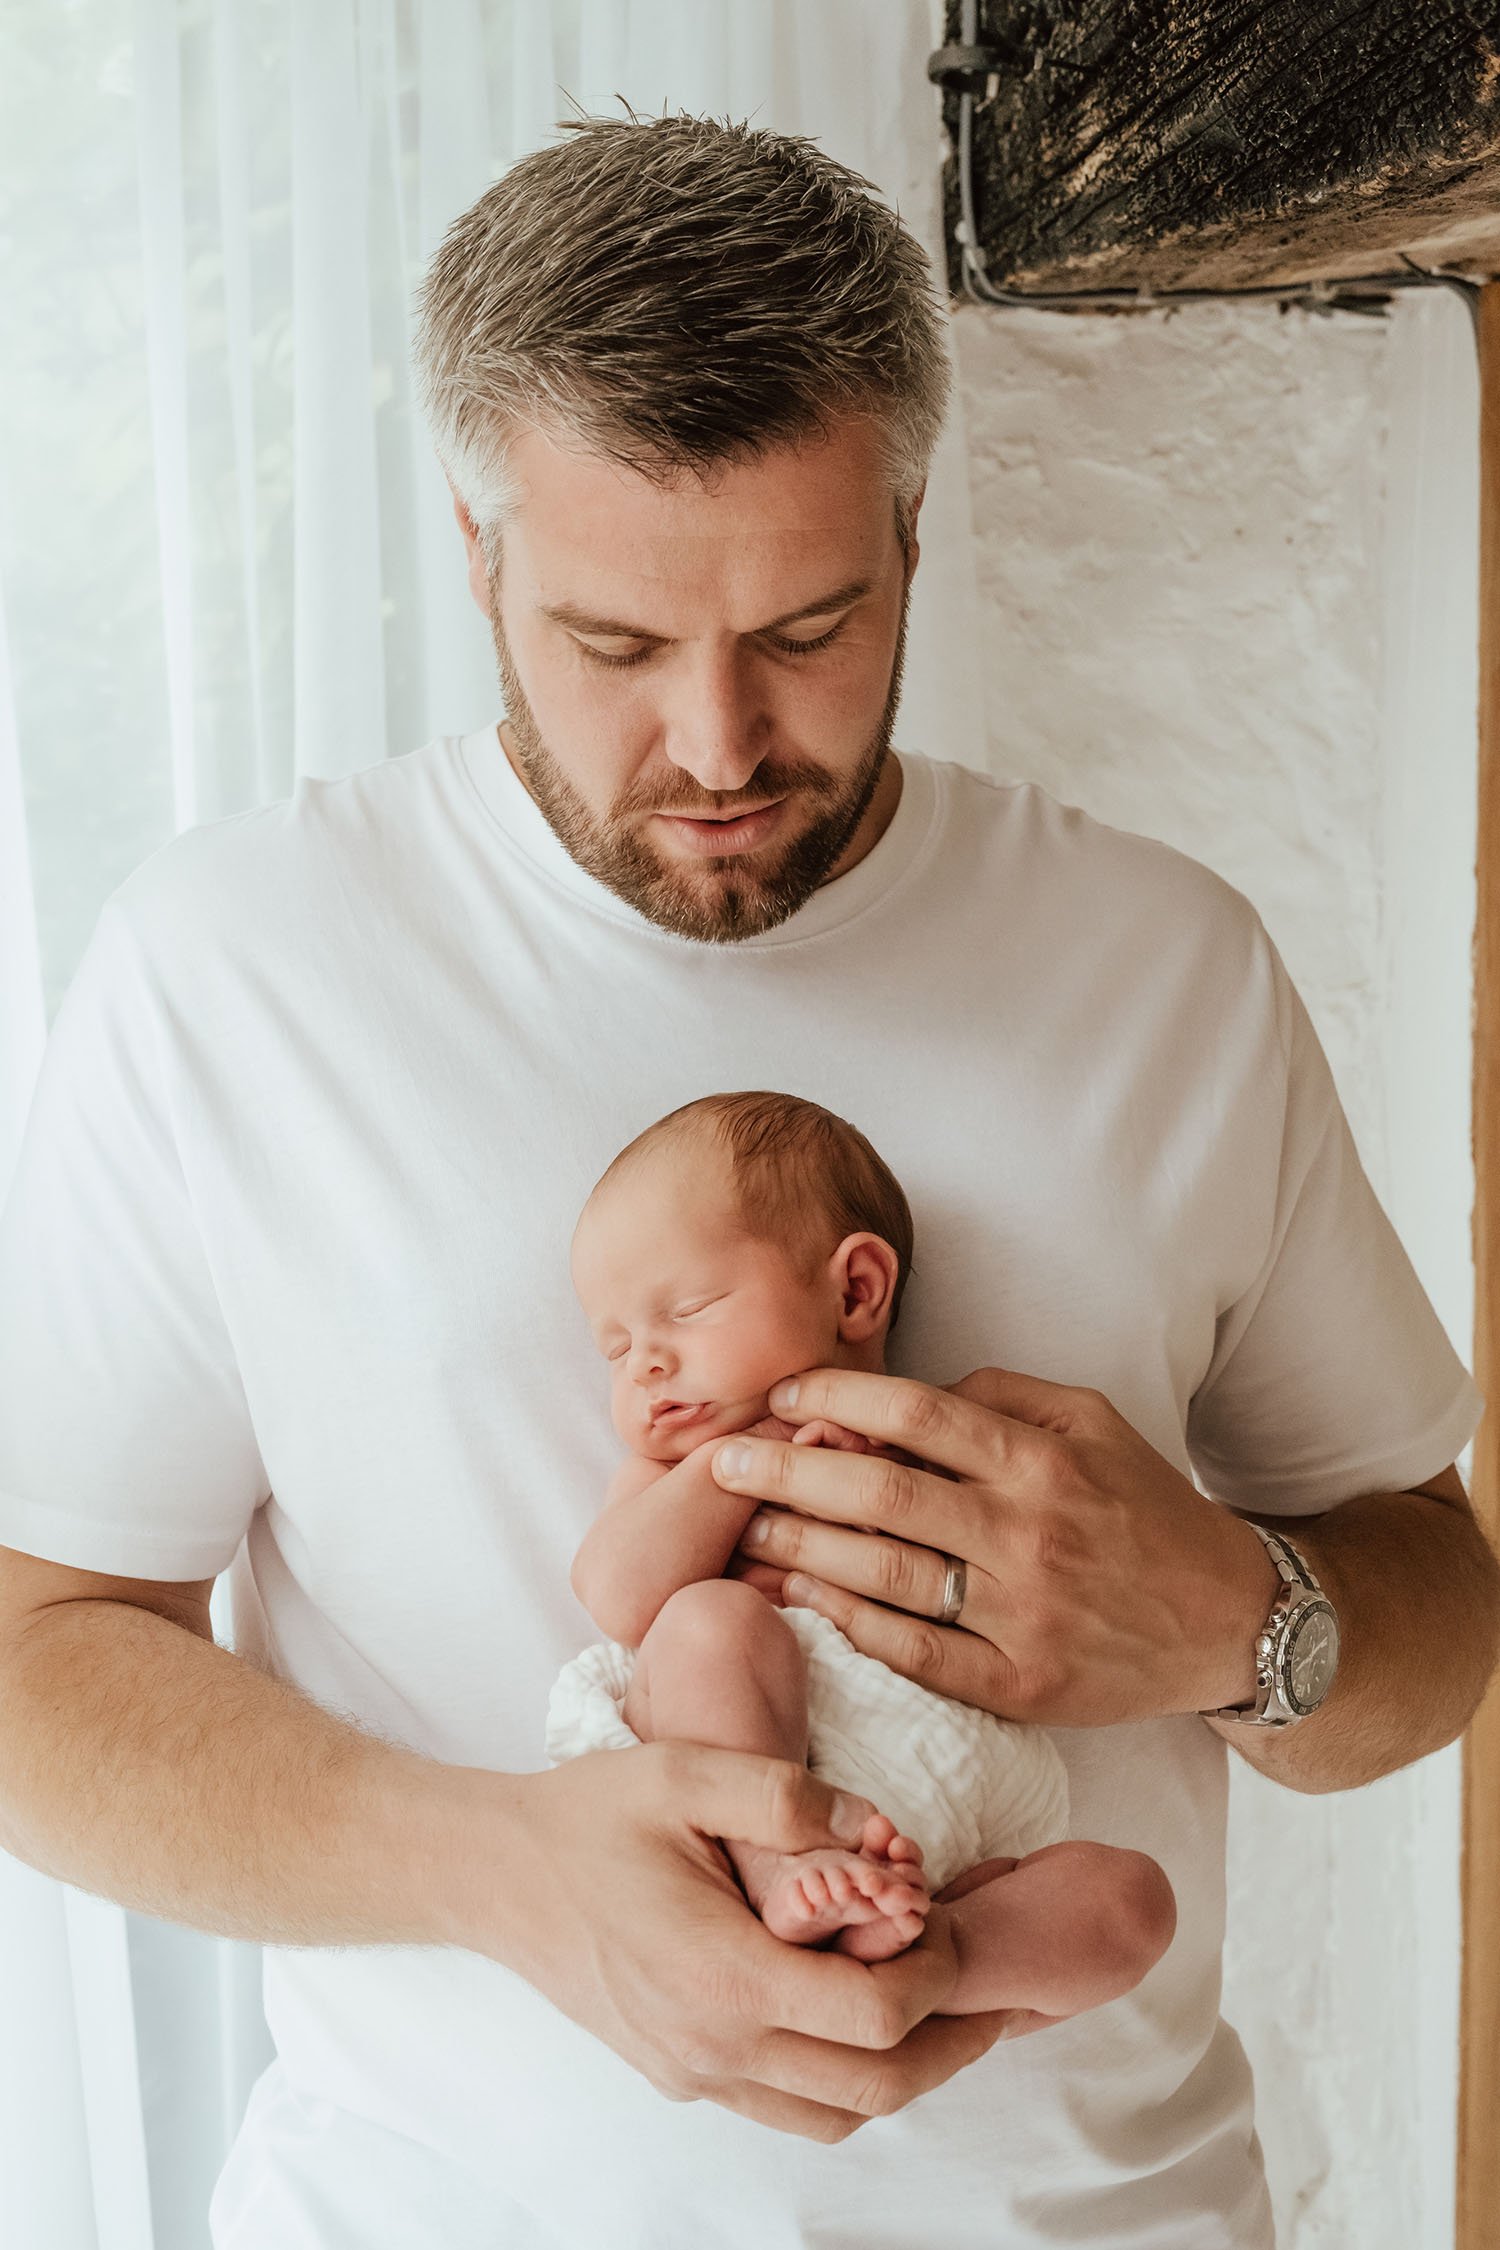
[[663, 647, 770, 795]]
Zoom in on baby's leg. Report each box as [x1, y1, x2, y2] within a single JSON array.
[[926, 1841, 1176, 2019], [622, 1580, 930, 1955]]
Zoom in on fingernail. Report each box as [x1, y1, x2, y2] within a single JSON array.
[[716, 1443, 752, 1480], [770, 1379, 799, 1410], [743, 1513, 769, 1546], [831, 1791, 873, 1843], [784, 1573, 815, 1603]]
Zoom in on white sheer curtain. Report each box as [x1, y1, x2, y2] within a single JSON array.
[[0, 4, 978, 2241]]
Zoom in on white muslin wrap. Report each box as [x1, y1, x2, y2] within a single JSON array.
[[545, 1603, 1069, 1892]]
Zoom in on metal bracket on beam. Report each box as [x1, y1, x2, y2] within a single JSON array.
[[926, 44, 1005, 103]]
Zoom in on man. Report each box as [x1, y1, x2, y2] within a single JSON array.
[[0, 112, 1494, 2250]]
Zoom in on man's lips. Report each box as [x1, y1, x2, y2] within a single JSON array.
[[660, 800, 779, 820], [653, 801, 786, 857]]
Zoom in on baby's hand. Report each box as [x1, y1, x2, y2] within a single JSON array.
[[790, 1419, 930, 1470], [791, 1417, 857, 1452], [791, 1418, 888, 1456], [743, 1412, 803, 1445], [713, 1413, 911, 1462]]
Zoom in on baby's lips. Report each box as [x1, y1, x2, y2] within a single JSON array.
[[649, 1399, 716, 1433]]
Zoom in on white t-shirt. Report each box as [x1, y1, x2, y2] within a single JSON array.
[[0, 732, 1481, 2250]]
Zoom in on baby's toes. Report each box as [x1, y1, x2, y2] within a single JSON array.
[[849, 1857, 918, 1910], [798, 1861, 874, 1919], [797, 1865, 833, 1911], [858, 1811, 899, 1858], [809, 1875, 879, 1923]]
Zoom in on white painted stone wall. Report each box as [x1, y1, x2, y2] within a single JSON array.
[[949, 284, 1480, 2250]]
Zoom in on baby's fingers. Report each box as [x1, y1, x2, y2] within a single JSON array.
[[792, 1419, 872, 1453]]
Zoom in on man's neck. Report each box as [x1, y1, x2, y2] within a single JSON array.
[[821, 751, 904, 886]]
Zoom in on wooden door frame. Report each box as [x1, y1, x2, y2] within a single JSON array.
[[1459, 278, 1500, 2250]]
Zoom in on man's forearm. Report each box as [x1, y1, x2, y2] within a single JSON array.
[[0, 1596, 513, 1946], [1204, 1481, 1500, 1792]]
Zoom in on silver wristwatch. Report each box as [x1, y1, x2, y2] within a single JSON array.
[[1205, 1523, 1341, 1728]]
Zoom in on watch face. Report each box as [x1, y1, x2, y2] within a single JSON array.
[[1284, 1603, 1340, 1715]]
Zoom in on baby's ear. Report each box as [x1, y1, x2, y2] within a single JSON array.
[[832, 1233, 900, 1343]]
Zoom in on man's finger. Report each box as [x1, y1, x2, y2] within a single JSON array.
[[773, 1571, 1019, 1713], [738, 2005, 1015, 2119], [763, 1367, 1057, 1480], [681, 2075, 868, 2143], [713, 1430, 991, 1557], [944, 1364, 1113, 1434], [721, 1554, 791, 1602], [647, 1737, 879, 1854], [742, 1511, 953, 1620]]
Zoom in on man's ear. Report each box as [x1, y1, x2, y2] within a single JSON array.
[[829, 1233, 900, 1343], [445, 475, 493, 618], [898, 480, 925, 581]]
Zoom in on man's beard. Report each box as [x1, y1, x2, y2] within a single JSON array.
[[484, 556, 911, 945]]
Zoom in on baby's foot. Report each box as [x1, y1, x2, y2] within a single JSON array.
[[831, 1816, 933, 1960], [730, 1816, 931, 1959]]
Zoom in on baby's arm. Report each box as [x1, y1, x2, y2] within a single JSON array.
[[570, 1428, 792, 1647]]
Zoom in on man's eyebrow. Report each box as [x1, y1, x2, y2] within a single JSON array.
[[539, 577, 875, 642]]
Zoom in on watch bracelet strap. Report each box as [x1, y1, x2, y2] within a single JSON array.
[[1254, 1523, 1322, 1594], [1203, 1520, 1324, 1724]]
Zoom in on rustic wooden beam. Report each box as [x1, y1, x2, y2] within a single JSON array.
[[938, 1, 1500, 298], [1459, 277, 1500, 2250]]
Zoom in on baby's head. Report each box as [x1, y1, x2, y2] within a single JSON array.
[[571, 1093, 915, 1461]]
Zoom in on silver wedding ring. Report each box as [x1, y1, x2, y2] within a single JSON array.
[[937, 1554, 966, 1626]]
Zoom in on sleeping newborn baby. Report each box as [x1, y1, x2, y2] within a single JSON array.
[[547, 1091, 1175, 2018]]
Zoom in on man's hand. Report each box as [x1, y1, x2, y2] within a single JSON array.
[[466, 1741, 1013, 2139], [716, 1364, 1276, 1725], [715, 1366, 1500, 1791]]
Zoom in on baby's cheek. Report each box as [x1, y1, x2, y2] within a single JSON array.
[[714, 1341, 788, 1402], [608, 1383, 637, 1445]]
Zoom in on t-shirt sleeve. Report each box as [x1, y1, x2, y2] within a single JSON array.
[[0, 897, 267, 1578], [1185, 929, 1483, 1516]]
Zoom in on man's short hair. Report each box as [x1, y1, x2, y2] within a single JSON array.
[[410, 109, 951, 560], [596, 1090, 916, 1332]]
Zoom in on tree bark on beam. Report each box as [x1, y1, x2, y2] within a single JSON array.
[[939, 1, 1500, 298]]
